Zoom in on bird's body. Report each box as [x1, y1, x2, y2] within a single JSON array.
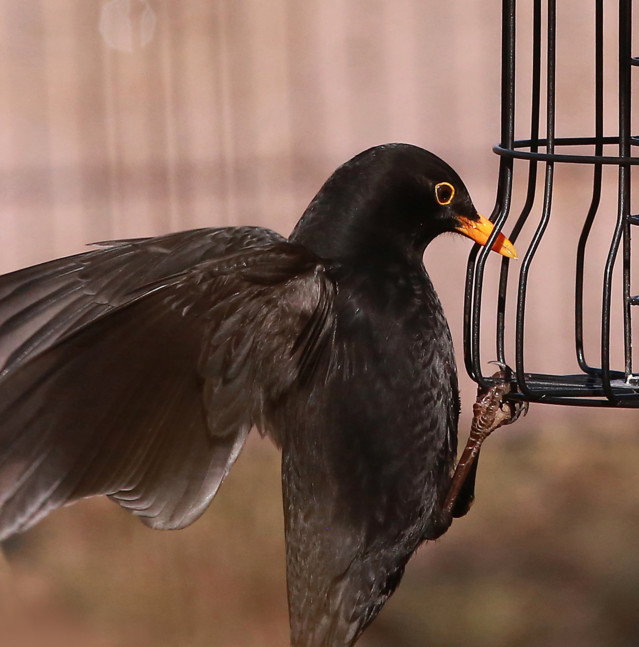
[[0, 144, 515, 646], [281, 262, 458, 645]]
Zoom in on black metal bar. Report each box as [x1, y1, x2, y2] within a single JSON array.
[[620, 0, 633, 379], [600, 0, 632, 402], [495, 0, 543, 367], [463, 0, 516, 387], [515, 0, 556, 398], [508, 395, 639, 407], [494, 138, 639, 164], [575, 0, 604, 375]]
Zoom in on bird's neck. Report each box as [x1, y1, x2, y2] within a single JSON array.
[[290, 200, 431, 267]]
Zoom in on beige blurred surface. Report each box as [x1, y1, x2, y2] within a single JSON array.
[[1, 1, 639, 646]]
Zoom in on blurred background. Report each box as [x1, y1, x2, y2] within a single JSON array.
[[1, 0, 639, 645]]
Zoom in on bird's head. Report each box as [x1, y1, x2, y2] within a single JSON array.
[[291, 143, 516, 263]]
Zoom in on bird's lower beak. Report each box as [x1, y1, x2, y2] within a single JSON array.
[[455, 214, 518, 259]]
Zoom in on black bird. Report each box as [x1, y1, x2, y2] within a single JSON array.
[[0, 144, 515, 646]]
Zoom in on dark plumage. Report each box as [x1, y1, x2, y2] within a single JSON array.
[[0, 144, 515, 646]]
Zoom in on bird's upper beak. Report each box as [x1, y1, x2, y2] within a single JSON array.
[[455, 214, 518, 259]]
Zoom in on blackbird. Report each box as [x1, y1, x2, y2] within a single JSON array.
[[0, 143, 516, 646]]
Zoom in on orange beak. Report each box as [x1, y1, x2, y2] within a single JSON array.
[[455, 214, 518, 259]]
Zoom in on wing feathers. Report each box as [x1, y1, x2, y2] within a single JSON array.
[[0, 228, 335, 539], [0, 227, 287, 376]]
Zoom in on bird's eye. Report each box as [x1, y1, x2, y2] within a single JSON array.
[[435, 182, 455, 206]]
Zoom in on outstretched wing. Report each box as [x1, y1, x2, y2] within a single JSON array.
[[0, 228, 335, 540], [0, 227, 284, 375]]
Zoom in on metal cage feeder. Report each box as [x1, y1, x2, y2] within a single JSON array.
[[464, 0, 639, 407]]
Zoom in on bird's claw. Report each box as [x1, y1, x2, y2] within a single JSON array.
[[472, 364, 528, 441]]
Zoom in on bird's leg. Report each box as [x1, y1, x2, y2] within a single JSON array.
[[450, 449, 481, 519], [426, 367, 528, 539]]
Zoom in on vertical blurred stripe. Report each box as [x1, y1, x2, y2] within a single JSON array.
[[99, 2, 123, 242], [157, 0, 182, 232], [247, 0, 295, 230], [0, 3, 18, 272], [42, 2, 82, 253], [343, 0, 390, 148], [213, 0, 239, 225], [284, 0, 331, 217], [0, 1, 56, 266]]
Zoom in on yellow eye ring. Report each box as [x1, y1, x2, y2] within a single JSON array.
[[435, 182, 455, 206]]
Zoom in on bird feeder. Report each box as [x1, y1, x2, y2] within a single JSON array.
[[465, 0, 639, 406]]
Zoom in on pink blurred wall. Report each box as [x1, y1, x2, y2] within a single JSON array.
[[0, 0, 637, 430]]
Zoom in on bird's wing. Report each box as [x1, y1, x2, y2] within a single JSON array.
[[0, 227, 284, 375], [0, 228, 335, 540]]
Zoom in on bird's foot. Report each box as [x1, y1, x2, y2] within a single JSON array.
[[471, 364, 528, 444]]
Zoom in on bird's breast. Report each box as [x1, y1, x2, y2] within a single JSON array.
[[284, 265, 459, 537]]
